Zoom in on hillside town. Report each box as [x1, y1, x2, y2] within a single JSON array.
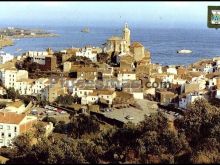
[[0, 23, 220, 162]]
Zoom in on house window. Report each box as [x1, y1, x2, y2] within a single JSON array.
[[8, 133, 11, 138], [14, 127, 17, 132], [0, 125, 3, 129], [0, 139, 3, 143], [7, 126, 10, 130], [1, 133, 4, 137]]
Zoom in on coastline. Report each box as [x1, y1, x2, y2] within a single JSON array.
[[0, 33, 59, 49], [0, 38, 14, 49], [9, 33, 59, 39]]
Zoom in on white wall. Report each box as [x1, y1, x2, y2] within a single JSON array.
[[118, 73, 136, 82], [133, 92, 144, 99], [0, 52, 14, 64], [27, 51, 49, 65], [76, 47, 97, 62], [216, 89, 220, 99], [167, 67, 177, 74], [0, 123, 18, 147]]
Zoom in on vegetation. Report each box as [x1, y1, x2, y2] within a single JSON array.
[[42, 116, 57, 126], [67, 56, 98, 67], [1, 98, 220, 164], [97, 52, 110, 63], [15, 57, 39, 73], [3, 87, 31, 105], [0, 103, 6, 109], [54, 114, 100, 138], [55, 94, 80, 105]]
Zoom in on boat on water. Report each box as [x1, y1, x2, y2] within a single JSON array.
[[81, 28, 90, 33], [177, 49, 192, 54], [16, 48, 22, 52]]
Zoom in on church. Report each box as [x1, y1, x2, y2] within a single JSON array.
[[104, 23, 151, 66], [104, 23, 130, 55]]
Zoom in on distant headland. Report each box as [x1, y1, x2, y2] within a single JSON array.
[[0, 27, 59, 39], [0, 35, 13, 49]]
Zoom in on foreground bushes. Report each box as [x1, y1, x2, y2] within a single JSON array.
[[2, 99, 220, 164]]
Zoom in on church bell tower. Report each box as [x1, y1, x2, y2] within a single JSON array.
[[123, 23, 131, 47]]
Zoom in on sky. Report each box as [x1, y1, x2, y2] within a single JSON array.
[[1, 1, 220, 28]]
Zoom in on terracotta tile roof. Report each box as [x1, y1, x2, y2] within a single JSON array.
[[0, 112, 26, 124]]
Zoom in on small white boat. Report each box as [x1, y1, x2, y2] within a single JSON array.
[[177, 49, 192, 54]]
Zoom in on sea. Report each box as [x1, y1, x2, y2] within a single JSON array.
[[2, 26, 220, 66]]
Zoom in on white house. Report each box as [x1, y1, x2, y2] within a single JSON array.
[[117, 71, 136, 82], [15, 79, 34, 95], [76, 46, 97, 62], [0, 69, 28, 89], [167, 66, 177, 75], [202, 63, 214, 73], [179, 92, 204, 109], [81, 94, 99, 105], [26, 51, 49, 65], [0, 112, 37, 147], [0, 51, 14, 64], [32, 78, 50, 95], [96, 90, 116, 105], [81, 90, 116, 106]]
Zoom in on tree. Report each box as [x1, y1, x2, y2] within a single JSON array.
[[55, 95, 75, 105], [6, 87, 18, 101], [175, 99, 220, 163], [175, 99, 219, 147], [12, 133, 32, 156], [68, 114, 100, 138], [97, 53, 109, 63], [43, 117, 57, 126], [9, 134, 87, 164], [33, 122, 46, 140]]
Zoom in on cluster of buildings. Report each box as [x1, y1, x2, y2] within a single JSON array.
[[1, 23, 220, 148]]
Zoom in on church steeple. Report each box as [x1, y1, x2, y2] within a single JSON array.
[[123, 23, 131, 47]]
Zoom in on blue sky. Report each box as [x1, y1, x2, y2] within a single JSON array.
[[0, 1, 220, 28]]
